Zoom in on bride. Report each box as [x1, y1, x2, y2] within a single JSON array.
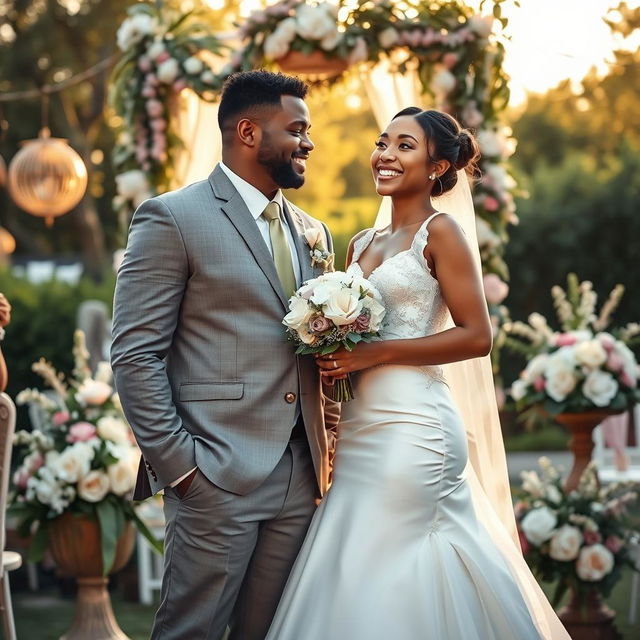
[[265, 108, 570, 639]]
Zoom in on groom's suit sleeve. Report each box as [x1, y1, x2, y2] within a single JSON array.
[[111, 197, 195, 490], [320, 221, 341, 460]]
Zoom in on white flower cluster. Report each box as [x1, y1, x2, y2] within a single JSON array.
[[283, 271, 385, 348], [510, 330, 638, 408], [263, 3, 343, 60]]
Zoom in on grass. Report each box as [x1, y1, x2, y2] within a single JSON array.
[[13, 568, 639, 638], [505, 424, 571, 452]]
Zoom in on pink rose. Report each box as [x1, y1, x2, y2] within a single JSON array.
[[143, 73, 158, 87], [150, 118, 167, 132], [141, 85, 156, 99], [173, 78, 188, 92], [555, 333, 577, 347], [155, 51, 170, 64], [13, 467, 30, 490], [533, 376, 545, 392], [518, 529, 530, 555], [483, 273, 509, 305], [138, 57, 152, 73], [606, 351, 625, 372], [352, 314, 370, 333], [598, 333, 615, 353], [483, 196, 499, 212], [146, 99, 164, 118], [52, 410, 70, 426], [309, 315, 332, 334], [420, 29, 436, 47], [605, 535, 623, 554], [584, 530, 602, 545], [620, 370, 636, 388], [66, 421, 97, 443]]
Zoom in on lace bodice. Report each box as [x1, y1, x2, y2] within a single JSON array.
[[348, 213, 451, 381]]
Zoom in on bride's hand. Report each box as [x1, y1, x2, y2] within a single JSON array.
[[316, 343, 384, 379]]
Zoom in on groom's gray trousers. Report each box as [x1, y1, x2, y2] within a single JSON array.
[[151, 436, 317, 640]]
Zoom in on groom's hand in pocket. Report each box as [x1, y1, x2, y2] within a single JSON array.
[[174, 468, 198, 499]]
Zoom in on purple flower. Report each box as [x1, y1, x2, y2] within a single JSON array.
[[309, 315, 332, 334], [352, 314, 370, 333]]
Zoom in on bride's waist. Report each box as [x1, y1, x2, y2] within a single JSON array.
[[353, 363, 446, 388]]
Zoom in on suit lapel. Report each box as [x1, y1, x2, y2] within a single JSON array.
[[282, 199, 313, 284], [209, 167, 289, 310]]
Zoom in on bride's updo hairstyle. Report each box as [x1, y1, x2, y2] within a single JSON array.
[[393, 107, 480, 196]]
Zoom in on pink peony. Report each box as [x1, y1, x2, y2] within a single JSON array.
[[309, 315, 332, 334], [155, 50, 170, 64], [483, 273, 509, 305], [605, 535, 623, 554], [66, 421, 97, 443], [583, 530, 602, 545], [533, 376, 546, 392], [13, 467, 30, 489], [150, 118, 167, 132], [146, 99, 164, 118], [138, 57, 152, 73], [555, 333, 577, 347], [141, 85, 156, 99], [52, 410, 70, 426], [620, 370, 636, 388]]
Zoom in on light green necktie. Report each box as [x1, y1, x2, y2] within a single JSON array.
[[262, 201, 297, 299]]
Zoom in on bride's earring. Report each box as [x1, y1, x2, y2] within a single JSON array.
[[428, 173, 436, 180]]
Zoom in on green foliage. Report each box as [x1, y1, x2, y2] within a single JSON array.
[[0, 270, 116, 399]]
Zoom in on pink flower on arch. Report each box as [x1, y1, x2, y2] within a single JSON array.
[[66, 421, 97, 443]]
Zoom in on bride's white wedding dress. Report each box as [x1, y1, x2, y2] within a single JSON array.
[[266, 213, 548, 639]]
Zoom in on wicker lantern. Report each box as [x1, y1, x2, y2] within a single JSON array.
[[7, 127, 88, 227]]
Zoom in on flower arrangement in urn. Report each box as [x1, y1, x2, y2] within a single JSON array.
[[516, 457, 638, 608], [506, 274, 640, 415], [10, 331, 161, 572]]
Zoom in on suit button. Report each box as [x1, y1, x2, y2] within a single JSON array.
[[284, 392, 296, 404], [145, 461, 151, 469]]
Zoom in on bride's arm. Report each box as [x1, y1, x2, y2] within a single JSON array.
[[318, 215, 492, 377]]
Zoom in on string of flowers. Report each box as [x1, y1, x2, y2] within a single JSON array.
[[110, 2, 226, 228]]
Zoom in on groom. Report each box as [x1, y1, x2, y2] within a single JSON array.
[[111, 70, 339, 640]]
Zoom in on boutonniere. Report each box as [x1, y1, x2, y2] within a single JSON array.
[[303, 228, 335, 272]]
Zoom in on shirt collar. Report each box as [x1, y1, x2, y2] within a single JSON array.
[[219, 162, 284, 221]]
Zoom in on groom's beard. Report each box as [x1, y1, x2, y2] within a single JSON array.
[[257, 133, 305, 189]]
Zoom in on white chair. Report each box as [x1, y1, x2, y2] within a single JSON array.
[[0, 393, 22, 640], [592, 405, 640, 483], [135, 498, 165, 605]]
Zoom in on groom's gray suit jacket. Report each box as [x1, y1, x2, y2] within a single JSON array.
[[111, 165, 339, 500]]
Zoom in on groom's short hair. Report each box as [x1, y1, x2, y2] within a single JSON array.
[[218, 70, 308, 131]]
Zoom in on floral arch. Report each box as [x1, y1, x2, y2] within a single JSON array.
[[111, 0, 516, 278]]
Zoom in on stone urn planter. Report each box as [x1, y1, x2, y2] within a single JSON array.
[[49, 513, 136, 640], [557, 585, 621, 640], [276, 50, 348, 77]]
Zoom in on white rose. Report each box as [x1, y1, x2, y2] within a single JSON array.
[[146, 40, 166, 60], [544, 352, 577, 402], [309, 281, 343, 306], [520, 470, 544, 497], [275, 17, 298, 42], [183, 56, 203, 75], [477, 130, 501, 157], [263, 31, 292, 60], [510, 378, 529, 401], [468, 15, 493, 38], [549, 525, 583, 561], [475, 217, 500, 249], [523, 354, 549, 382], [76, 378, 113, 406], [157, 58, 180, 84], [283, 296, 314, 330], [362, 297, 386, 332], [297, 324, 318, 346], [78, 470, 110, 503], [116, 13, 157, 51], [107, 459, 136, 496], [431, 69, 456, 94], [200, 70, 216, 85], [378, 27, 399, 49], [303, 227, 323, 249], [115, 170, 150, 200], [545, 484, 563, 504], [582, 370, 618, 407], [575, 340, 607, 369], [94, 361, 113, 385], [97, 416, 131, 444], [51, 443, 93, 483], [576, 544, 614, 581], [521, 506, 557, 546], [323, 289, 363, 326], [295, 4, 335, 40], [320, 29, 342, 51], [485, 163, 516, 191]]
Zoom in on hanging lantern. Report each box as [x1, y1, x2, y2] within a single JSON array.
[[0, 153, 6, 187], [7, 127, 88, 227]]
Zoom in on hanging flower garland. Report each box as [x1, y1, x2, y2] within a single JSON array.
[[110, 3, 225, 223]]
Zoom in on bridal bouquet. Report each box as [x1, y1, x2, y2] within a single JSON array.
[[516, 457, 638, 606], [283, 271, 385, 401], [10, 330, 161, 573], [506, 274, 640, 415]]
